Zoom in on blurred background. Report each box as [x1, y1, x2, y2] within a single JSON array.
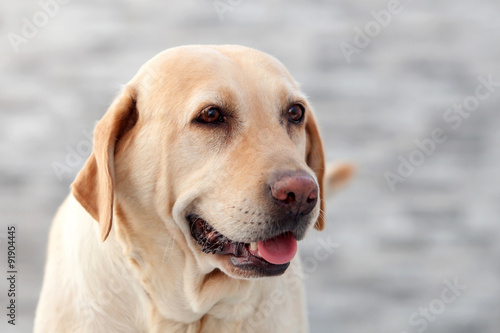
[[1, 0, 499, 332]]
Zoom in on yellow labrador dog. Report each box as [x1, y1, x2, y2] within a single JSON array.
[[35, 45, 352, 333]]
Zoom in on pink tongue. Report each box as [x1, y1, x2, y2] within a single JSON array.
[[258, 233, 297, 265]]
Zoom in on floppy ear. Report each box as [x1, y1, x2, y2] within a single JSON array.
[[305, 111, 326, 231], [323, 163, 355, 197], [71, 86, 138, 242]]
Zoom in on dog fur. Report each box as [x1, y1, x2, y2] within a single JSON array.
[[35, 45, 352, 333]]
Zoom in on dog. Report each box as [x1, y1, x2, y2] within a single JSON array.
[[34, 45, 353, 333]]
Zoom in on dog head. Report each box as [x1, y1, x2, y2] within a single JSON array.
[[72, 45, 346, 279]]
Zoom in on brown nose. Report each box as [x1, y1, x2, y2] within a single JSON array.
[[270, 171, 318, 216]]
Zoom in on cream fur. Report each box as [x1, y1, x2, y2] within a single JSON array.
[[35, 45, 352, 333]]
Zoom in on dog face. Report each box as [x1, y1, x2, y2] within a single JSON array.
[[72, 45, 325, 279]]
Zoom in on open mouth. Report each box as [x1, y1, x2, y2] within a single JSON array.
[[188, 216, 298, 276]]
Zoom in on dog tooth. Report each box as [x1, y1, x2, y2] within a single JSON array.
[[249, 242, 258, 252]]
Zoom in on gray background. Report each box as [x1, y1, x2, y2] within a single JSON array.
[[1, 0, 499, 332]]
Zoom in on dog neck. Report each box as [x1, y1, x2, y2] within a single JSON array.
[[111, 201, 265, 330], [41, 195, 306, 332]]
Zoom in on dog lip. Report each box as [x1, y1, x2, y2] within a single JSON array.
[[229, 254, 290, 276], [187, 215, 294, 275], [188, 215, 232, 254]]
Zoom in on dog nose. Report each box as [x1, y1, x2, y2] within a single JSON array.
[[270, 171, 318, 215]]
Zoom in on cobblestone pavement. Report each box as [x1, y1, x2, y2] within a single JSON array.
[[0, 1, 499, 332]]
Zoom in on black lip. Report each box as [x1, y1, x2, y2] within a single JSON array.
[[189, 215, 232, 254], [229, 254, 290, 276], [188, 215, 291, 276]]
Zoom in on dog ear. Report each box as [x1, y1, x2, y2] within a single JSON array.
[[324, 163, 355, 198], [71, 86, 138, 242], [305, 111, 326, 231]]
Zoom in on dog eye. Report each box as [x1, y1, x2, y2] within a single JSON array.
[[197, 107, 224, 124], [288, 104, 304, 123]]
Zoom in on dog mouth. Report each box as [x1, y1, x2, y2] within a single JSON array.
[[188, 216, 298, 276]]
